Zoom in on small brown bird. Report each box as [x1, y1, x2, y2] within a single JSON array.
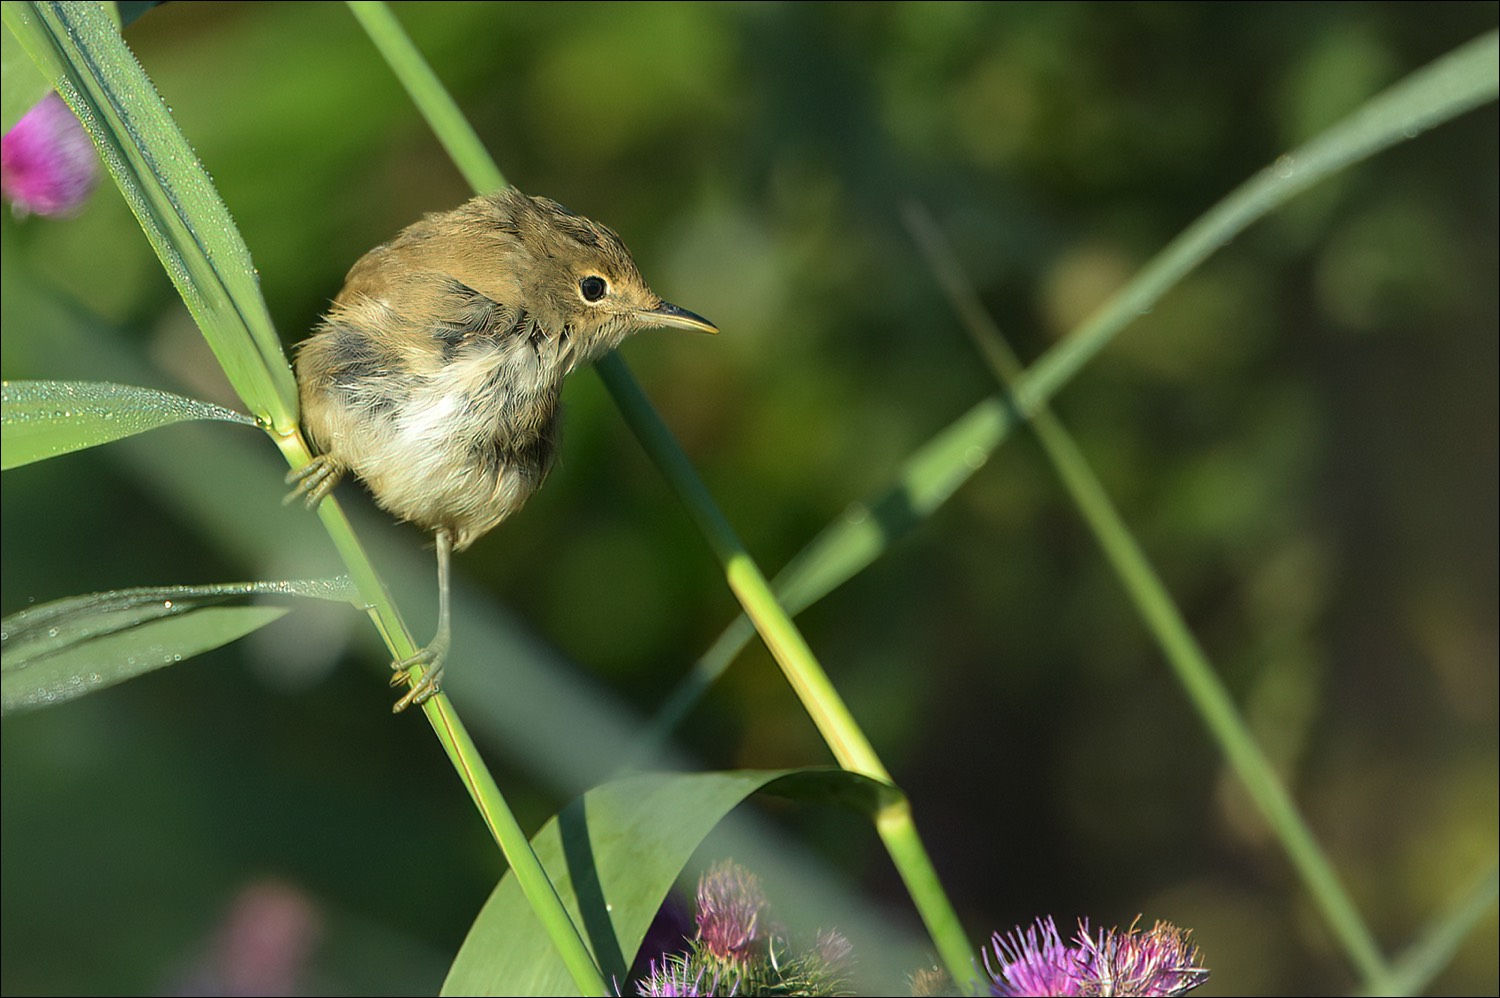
[[288, 188, 717, 711]]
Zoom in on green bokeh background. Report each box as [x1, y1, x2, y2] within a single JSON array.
[[3, 3, 1495, 994]]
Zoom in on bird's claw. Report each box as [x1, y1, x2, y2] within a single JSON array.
[[390, 647, 445, 713], [284, 456, 342, 509]]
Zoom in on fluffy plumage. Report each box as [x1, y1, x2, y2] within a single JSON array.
[[289, 188, 716, 709]]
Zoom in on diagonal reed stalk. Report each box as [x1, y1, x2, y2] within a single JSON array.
[[902, 203, 1393, 988]]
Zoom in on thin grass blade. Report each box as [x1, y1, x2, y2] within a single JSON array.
[[2, 576, 356, 714], [646, 30, 1500, 742], [1, 379, 256, 469]]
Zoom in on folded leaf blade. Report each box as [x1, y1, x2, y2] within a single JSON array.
[[1, 380, 255, 469], [442, 768, 899, 996], [1, 577, 357, 714]]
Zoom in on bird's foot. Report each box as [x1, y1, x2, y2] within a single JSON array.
[[284, 456, 342, 508], [389, 643, 446, 713]]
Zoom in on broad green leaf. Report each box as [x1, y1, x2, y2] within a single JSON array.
[[1, 380, 257, 470], [1, 2, 298, 429], [2, 576, 358, 714], [442, 769, 899, 997]]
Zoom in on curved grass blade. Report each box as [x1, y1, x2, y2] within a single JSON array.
[[1, 576, 357, 715], [1, 379, 257, 470], [646, 29, 1500, 745], [1, 1, 298, 428], [1021, 29, 1498, 411], [442, 768, 899, 997]]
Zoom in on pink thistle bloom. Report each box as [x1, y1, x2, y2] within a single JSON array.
[[694, 861, 768, 965], [985, 917, 1085, 997], [983, 916, 1208, 997], [1074, 919, 1209, 997], [634, 954, 739, 997]]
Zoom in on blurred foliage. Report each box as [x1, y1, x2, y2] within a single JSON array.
[[2, 3, 1496, 995]]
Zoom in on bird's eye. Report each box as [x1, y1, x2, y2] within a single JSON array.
[[579, 275, 608, 302]]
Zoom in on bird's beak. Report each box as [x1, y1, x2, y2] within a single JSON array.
[[644, 300, 719, 334]]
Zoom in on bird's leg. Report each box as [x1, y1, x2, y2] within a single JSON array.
[[390, 527, 453, 713], [283, 455, 343, 508], [284, 455, 448, 712]]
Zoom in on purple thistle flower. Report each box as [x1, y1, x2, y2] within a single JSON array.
[[635, 954, 739, 997], [982, 916, 1208, 997], [1073, 919, 1209, 997], [984, 917, 1084, 997], [2, 93, 99, 217], [694, 861, 767, 965]]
